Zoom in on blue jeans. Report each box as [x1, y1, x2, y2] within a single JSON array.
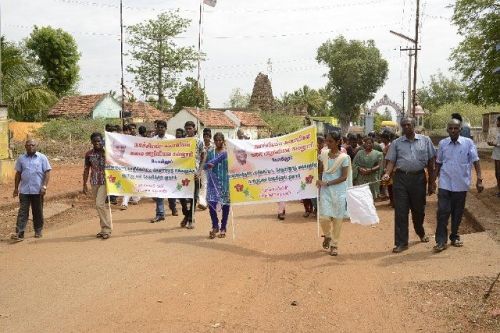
[[155, 197, 164, 218]]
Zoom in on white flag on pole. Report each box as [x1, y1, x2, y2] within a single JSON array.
[[346, 184, 379, 226], [203, 0, 217, 7]]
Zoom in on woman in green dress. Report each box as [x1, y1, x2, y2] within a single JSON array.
[[352, 137, 384, 199]]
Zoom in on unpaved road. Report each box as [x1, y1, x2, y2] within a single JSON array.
[[0, 198, 499, 332]]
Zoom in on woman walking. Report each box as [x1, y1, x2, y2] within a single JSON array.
[[203, 133, 230, 239], [317, 131, 352, 256], [352, 136, 384, 200]]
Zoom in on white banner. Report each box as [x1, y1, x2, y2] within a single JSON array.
[[104, 132, 196, 199]]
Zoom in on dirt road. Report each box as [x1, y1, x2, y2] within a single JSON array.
[[0, 198, 499, 332]]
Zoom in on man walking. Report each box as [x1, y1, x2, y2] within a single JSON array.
[[382, 118, 436, 253], [433, 119, 483, 252], [179, 121, 205, 229], [83, 132, 112, 239], [11, 139, 51, 241], [150, 120, 175, 223]]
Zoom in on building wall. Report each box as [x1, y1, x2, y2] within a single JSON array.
[[167, 109, 238, 139], [239, 127, 259, 139], [92, 95, 122, 119], [166, 110, 198, 136]]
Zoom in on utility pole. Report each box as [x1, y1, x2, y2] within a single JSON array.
[[267, 58, 273, 83], [401, 91, 405, 115], [120, 0, 125, 126], [0, 3, 3, 104], [390, 28, 421, 118], [412, 0, 420, 117]]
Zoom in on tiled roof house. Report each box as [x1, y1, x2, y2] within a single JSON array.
[[48, 94, 121, 119]]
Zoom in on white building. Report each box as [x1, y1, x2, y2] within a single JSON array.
[[167, 108, 237, 139]]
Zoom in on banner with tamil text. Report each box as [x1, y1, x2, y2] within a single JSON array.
[[227, 126, 318, 205], [104, 132, 196, 198]]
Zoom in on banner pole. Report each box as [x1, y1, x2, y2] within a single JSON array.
[[107, 195, 113, 226], [230, 206, 235, 240], [316, 187, 320, 238]]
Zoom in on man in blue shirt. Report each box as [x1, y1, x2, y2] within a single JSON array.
[[382, 118, 436, 253], [433, 119, 483, 252], [11, 139, 52, 241]]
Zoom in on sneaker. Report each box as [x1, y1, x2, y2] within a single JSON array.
[[419, 235, 430, 243], [277, 211, 285, 221], [186, 221, 195, 229], [120, 205, 128, 210], [150, 216, 165, 223], [34, 232, 43, 238], [433, 243, 447, 252], [10, 233, 24, 242], [180, 217, 188, 228], [451, 239, 463, 247], [171, 209, 178, 216]]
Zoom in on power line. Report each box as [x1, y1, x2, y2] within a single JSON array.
[[51, 0, 399, 14], [5, 22, 399, 40]]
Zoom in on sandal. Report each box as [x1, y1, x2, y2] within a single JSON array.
[[101, 233, 110, 240], [330, 246, 338, 256], [209, 228, 219, 239], [322, 236, 331, 250], [218, 230, 226, 238]]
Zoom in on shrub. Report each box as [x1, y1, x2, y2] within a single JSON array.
[[260, 111, 305, 135], [36, 118, 121, 142]]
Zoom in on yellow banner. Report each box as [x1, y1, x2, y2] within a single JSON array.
[[227, 126, 318, 205]]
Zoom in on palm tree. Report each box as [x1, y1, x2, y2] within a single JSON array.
[[1, 37, 57, 121]]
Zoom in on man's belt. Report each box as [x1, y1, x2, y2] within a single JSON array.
[[395, 169, 425, 175]]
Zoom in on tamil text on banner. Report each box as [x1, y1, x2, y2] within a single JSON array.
[[227, 126, 318, 205], [105, 132, 196, 198]]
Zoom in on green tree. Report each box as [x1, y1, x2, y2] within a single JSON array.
[[428, 101, 499, 133], [25, 26, 80, 97], [127, 11, 199, 111], [260, 111, 304, 135], [317, 36, 388, 132], [278, 85, 329, 116], [417, 72, 466, 113], [172, 77, 209, 113], [226, 88, 250, 108], [1, 37, 57, 121], [450, 0, 500, 104]]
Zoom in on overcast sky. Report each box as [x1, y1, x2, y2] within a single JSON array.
[[2, 0, 460, 109]]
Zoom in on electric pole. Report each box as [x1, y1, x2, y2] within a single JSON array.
[[0, 3, 3, 104], [401, 91, 405, 115], [412, 0, 420, 117], [120, 0, 125, 125]]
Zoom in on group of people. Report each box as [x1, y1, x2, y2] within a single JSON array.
[[313, 115, 489, 256], [10, 114, 499, 259]]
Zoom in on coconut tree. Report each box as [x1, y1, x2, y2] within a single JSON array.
[[1, 37, 57, 121]]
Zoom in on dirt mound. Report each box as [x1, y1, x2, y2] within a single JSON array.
[[406, 276, 500, 332]]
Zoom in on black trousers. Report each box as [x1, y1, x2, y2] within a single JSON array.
[[435, 189, 467, 245], [179, 178, 200, 222], [393, 171, 427, 247], [16, 194, 44, 235]]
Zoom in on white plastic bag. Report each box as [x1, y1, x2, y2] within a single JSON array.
[[346, 184, 379, 225]]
